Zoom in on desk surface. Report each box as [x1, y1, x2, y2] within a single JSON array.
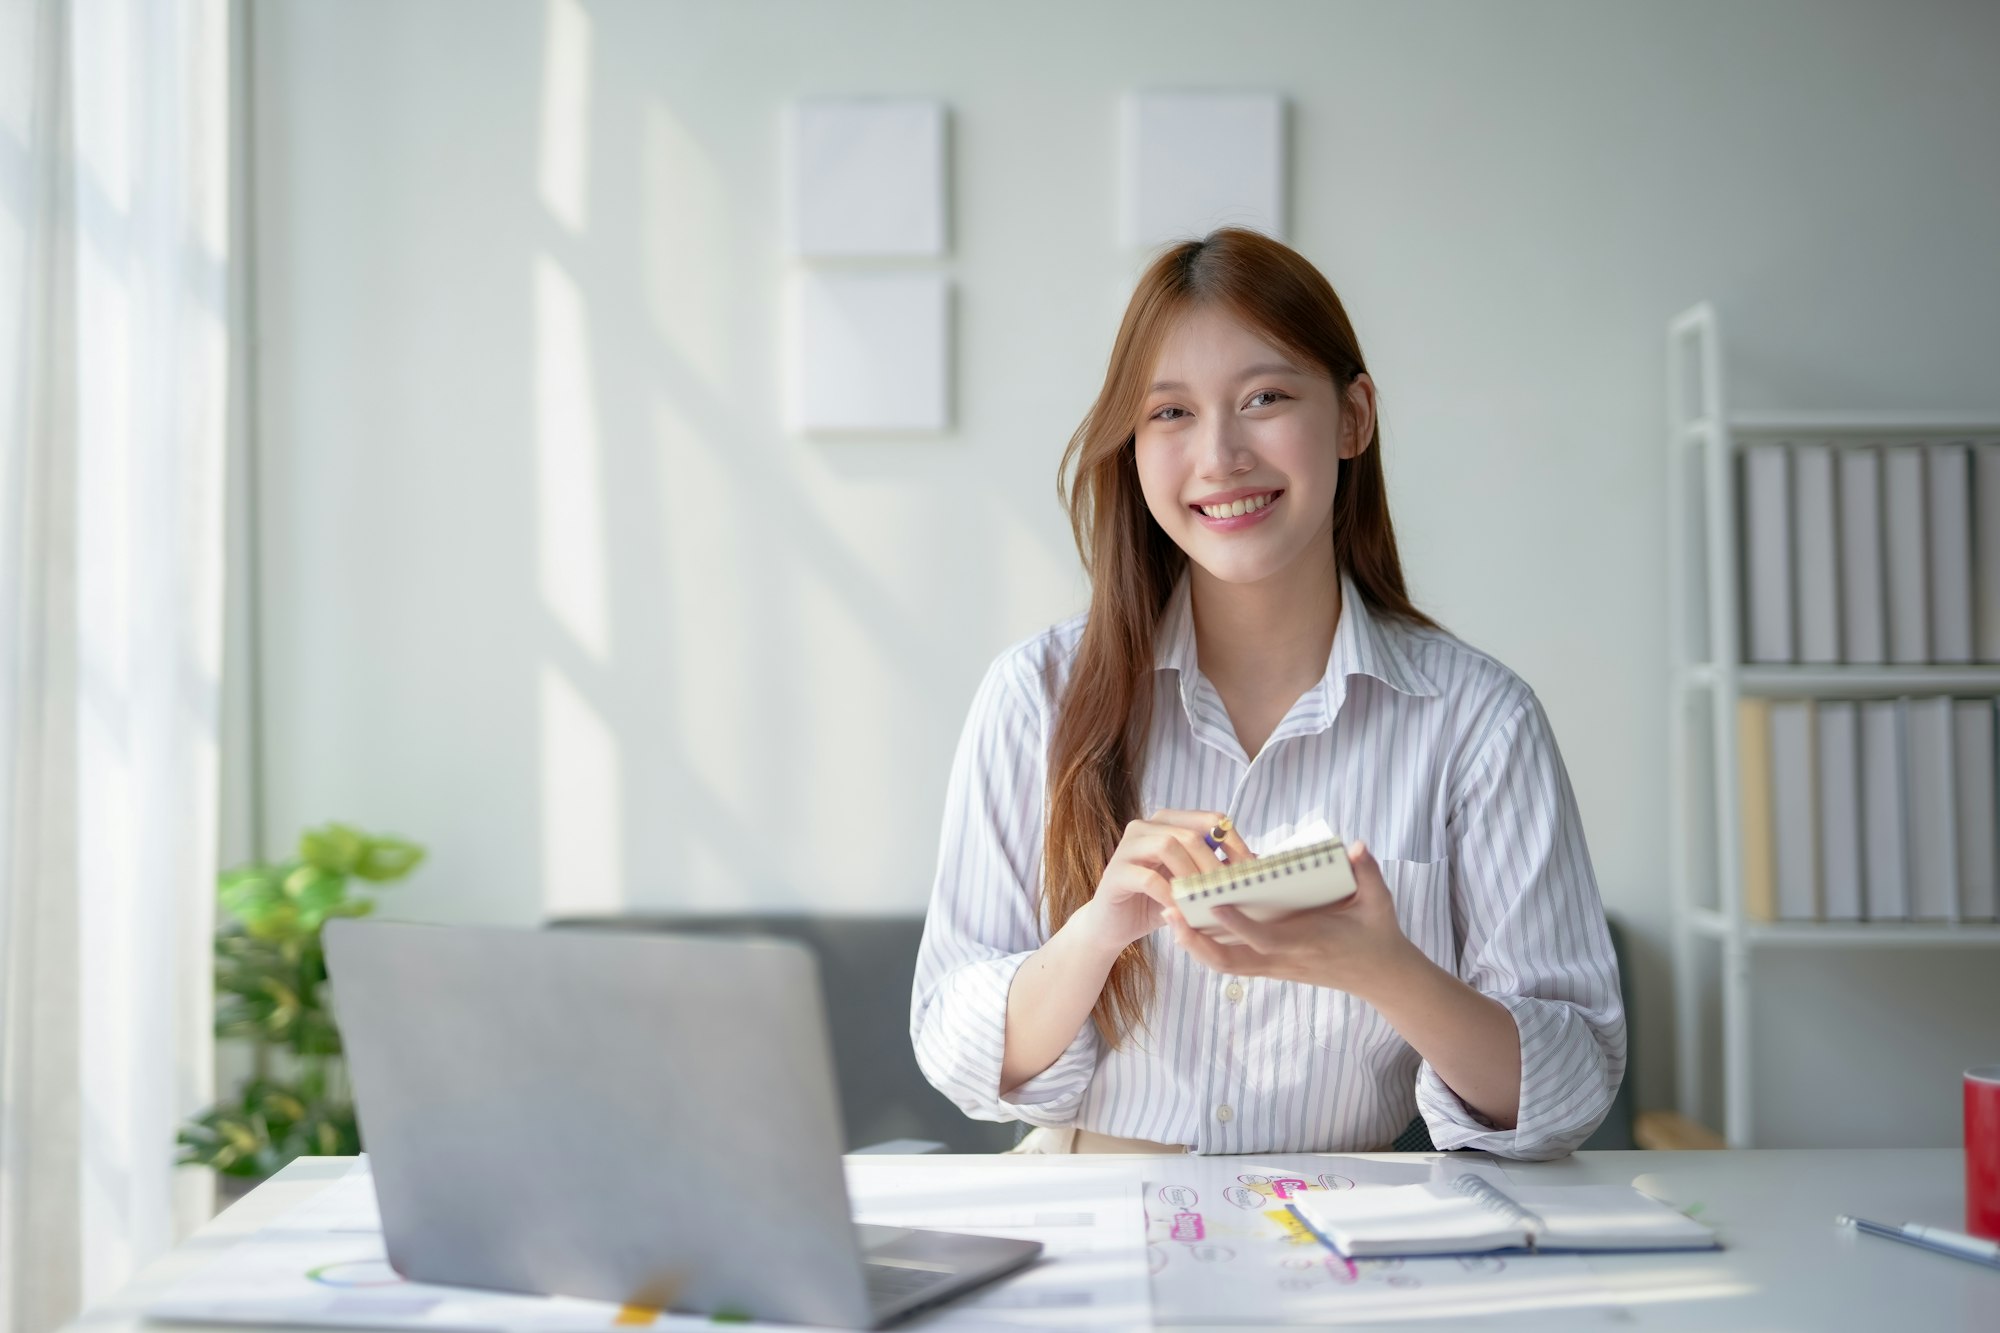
[[70, 1150, 1988, 1332]]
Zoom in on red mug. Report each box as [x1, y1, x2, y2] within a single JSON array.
[[1969, 1065, 2000, 1240]]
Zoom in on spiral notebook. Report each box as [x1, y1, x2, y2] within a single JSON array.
[[1169, 834, 1357, 939], [1287, 1175, 1720, 1257]]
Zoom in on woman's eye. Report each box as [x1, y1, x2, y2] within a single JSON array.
[[1152, 406, 1187, 421], [1248, 390, 1286, 409]]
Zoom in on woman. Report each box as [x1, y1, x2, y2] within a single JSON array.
[[910, 228, 1624, 1160]]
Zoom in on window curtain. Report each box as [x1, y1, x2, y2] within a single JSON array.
[[0, 3, 232, 1332]]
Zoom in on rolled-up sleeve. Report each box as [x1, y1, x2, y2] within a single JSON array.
[[1415, 691, 1627, 1160], [910, 646, 1100, 1125]]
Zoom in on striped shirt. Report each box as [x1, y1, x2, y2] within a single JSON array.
[[910, 567, 1626, 1160]]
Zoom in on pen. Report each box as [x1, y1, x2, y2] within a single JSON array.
[[1836, 1214, 2000, 1269], [1203, 814, 1233, 862]]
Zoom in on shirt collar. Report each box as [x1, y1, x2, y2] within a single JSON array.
[[1151, 566, 1438, 703]]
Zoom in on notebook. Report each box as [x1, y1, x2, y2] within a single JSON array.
[[1169, 835, 1356, 942], [1287, 1175, 1721, 1257]]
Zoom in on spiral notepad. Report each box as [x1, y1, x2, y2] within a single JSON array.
[[1286, 1174, 1720, 1257], [1169, 835, 1357, 936]]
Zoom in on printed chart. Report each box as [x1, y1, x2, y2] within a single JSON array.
[[1143, 1155, 1616, 1325]]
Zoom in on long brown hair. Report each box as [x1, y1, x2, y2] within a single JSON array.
[[1049, 227, 1440, 1047]]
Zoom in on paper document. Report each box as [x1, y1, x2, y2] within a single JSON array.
[[844, 1157, 1149, 1329], [1142, 1155, 1615, 1325], [146, 1157, 1144, 1333]]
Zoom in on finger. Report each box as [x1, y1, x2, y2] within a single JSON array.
[[1111, 861, 1177, 911], [1209, 904, 1287, 954], [1171, 917, 1265, 975], [1133, 829, 1206, 883], [1150, 809, 1255, 866], [1345, 839, 1389, 904]]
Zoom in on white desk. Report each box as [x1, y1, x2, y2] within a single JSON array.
[[65, 1151, 1989, 1332]]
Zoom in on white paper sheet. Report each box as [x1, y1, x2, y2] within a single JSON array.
[[1142, 1155, 1617, 1325], [146, 1158, 1145, 1333], [844, 1159, 1148, 1330]]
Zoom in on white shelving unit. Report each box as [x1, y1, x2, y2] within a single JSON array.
[[1665, 302, 2000, 1147]]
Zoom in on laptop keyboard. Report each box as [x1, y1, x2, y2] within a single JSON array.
[[864, 1261, 955, 1305]]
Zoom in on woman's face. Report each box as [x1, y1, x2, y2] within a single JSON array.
[[1133, 305, 1372, 588]]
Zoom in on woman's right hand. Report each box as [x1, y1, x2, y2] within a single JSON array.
[[1075, 809, 1256, 952]]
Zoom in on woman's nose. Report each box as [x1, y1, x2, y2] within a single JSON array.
[[1195, 416, 1255, 477]]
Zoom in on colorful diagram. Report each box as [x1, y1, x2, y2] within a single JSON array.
[[305, 1259, 406, 1289]]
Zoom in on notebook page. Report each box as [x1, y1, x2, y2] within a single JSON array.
[[1288, 1181, 1524, 1257], [1511, 1186, 1719, 1251]]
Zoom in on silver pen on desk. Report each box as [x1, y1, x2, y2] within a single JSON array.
[[1836, 1214, 2000, 1269]]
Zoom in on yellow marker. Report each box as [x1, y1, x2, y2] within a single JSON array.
[[1266, 1209, 1321, 1246], [613, 1306, 658, 1326]]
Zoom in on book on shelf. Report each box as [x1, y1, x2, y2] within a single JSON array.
[[1769, 699, 1819, 921], [1742, 444, 1794, 664], [1793, 444, 1841, 665], [1953, 700, 1997, 922], [1903, 696, 1957, 921], [1838, 447, 1888, 664], [1815, 701, 1864, 921], [1858, 698, 1911, 921], [1737, 698, 1778, 922], [1975, 443, 2000, 663], [1738, 693, 2000, 925], [1882, 446, 1930, 666], [1927, 443, 1974, 665], [1736, 437, 2000, 669]]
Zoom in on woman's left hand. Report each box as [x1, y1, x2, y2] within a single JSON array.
[[1166, 840, 1424, 1003]]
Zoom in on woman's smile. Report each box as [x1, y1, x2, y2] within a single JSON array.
[[1190, 487, 1284, 530]]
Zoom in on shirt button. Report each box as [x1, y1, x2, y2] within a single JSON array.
[[1215, 1104, 1234, 1123], [1224, 982, 1244, 1003]]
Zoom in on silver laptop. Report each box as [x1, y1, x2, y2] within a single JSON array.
[[322, 920, 1041, 1328]]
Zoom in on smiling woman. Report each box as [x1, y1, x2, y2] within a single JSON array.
[[909, 228, 1626, 1161]]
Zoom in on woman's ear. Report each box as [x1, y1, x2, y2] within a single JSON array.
[[1339, 373, 1378, 460]]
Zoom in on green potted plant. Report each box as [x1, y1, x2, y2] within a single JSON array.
[[177, 822, 424, 1193]]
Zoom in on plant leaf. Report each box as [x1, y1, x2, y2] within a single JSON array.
[[355, 837, 425, 883]]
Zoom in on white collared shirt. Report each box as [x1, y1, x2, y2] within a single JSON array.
[[910, 568, 1626, 1159]]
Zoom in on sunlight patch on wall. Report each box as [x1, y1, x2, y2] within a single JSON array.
[[792, 563, 902, 912], [538, 663, 623, 914], [654, 393, 751, 818], [533, 253, 611, 661], [537, 0, 591, 234], [642, 101, 729, 388]]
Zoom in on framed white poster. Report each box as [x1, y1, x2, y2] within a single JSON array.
[[786, 270, 951, 433], [784, 97, 948, 257], [1121, 92, 1287, 247]]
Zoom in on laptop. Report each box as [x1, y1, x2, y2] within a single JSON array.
[[321, 919, 1042, 1328]]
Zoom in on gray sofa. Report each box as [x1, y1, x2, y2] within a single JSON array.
[[544, 913, 1635, 1153]]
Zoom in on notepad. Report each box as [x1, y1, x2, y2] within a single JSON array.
[[1169, 835, 1356, 942], [1287, 1175, 1721, 1257]]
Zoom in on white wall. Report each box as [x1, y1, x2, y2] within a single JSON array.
[[244, 0, 2000, 1145]]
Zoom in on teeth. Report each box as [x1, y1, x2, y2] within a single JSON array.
[[1199, 492, 1275, 519]]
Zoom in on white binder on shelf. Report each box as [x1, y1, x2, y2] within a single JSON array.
[[1954, 700, 1998, 922], [1973, 443, 2000, 663], [1742, 444, 1795, 664], [1768, 700, 1820, 921], [1903, 695, 1958, 921], [1792, 444, 1841, 665], [1837, 447, 1887, 665], [1815, 701, 1864, 922], [1858, 698, 1909, 921], [1883, 447, 1930, 666], [1927, 443, 1974, 665]]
